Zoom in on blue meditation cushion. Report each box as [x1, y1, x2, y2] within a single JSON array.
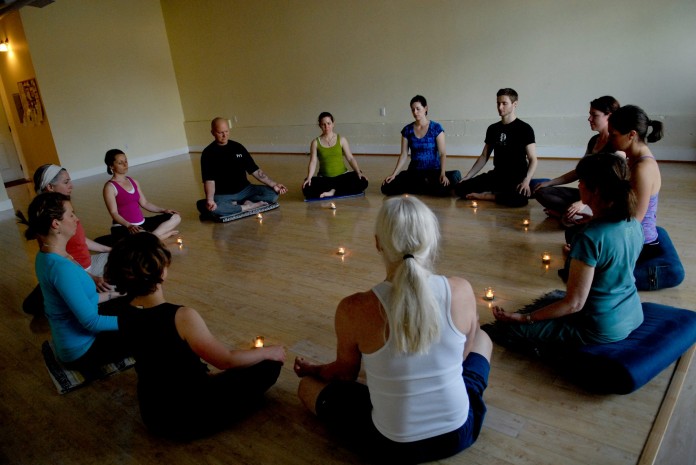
[[565, 302, 696, 394], [634, 227, 685, 291]]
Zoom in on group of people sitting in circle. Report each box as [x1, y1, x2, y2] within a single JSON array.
[[18, 87, 683, 462]]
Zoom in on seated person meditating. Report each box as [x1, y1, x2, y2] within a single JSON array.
[[454, 88, 538, 207], [534, 96, 620, 223], [197, 117, 288, 219], [294, 195, 492, 464], [302, 111, 368, 199], [485, 153, 643, 351], [26, 192, 129, 372], [381, 95, 461, 197], [608, 105, 682, 290], [20, 164, 114, 315], [103, 149, 181, 240], [105, 233, 286, 440]]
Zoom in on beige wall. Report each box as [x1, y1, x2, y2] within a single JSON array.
[[19, 0, 187, 180], [0, 11, 60, 178], [161, 0, 696, 160]]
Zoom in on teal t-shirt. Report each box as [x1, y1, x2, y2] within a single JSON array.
[[569, 218, 644, 343]]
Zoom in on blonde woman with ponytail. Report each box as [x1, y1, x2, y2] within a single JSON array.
[[294, 195, 492, 464]]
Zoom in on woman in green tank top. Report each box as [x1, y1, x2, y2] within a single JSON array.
[[302, 112, 368, 199]]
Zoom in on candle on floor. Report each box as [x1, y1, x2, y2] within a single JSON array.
[[256, 213, 263, 220], [254, 336, 264, 348], [176, 237, 183, 245], [484, 287, 495, 301], [330, 202, 336, 210], [337, 247, 346, 256], [542, 252, 551, 264], [471, 201, 478, 208], [522, 218, 530, 226]]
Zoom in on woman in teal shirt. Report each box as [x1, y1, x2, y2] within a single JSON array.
[[486, 153, 643, 348], [27, 192, 129, 370], [302, 112, 368, 199]]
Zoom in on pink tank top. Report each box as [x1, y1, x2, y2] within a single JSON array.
[[109, 176, 144, 225]]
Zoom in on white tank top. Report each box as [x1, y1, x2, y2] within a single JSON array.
[[365, 275, 468, 442]]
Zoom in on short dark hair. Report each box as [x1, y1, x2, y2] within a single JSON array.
[[104, 149, 125, 175], [410, 95, 427, 108], [609, 105, 663, 143], [575, 152, 636, 221], [25, 192, 70, 240], [590, 96, 620, 115], [105, 233, 172, 297], [317, 112, 334, 123], [496, 88, 518, 103]]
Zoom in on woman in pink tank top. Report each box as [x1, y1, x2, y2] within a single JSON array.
[[103, 149, 181, 240]]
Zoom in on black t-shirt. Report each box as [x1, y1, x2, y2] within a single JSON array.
[[485, 118, 535, 181], [118, 303, 209, 393], [200, 140, 259, 195]]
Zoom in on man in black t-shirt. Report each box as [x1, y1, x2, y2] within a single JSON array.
[[454, 88, 538, 207], [197, 117, 288, 218]]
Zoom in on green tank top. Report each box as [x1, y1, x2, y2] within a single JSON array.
[[316, 134, 347, 177]]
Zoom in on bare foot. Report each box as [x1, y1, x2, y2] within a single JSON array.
[[465, 192, 495, 201], [241, 201, 268, 212], [319, 189, 336, 198], [157, 230, 179, 240]]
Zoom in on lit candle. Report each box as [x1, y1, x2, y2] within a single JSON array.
[[522, 218, 530, 226], [256, 213, 263, 220], [337, 247, 346, 255], [541, 252, 551, 264], [254, 336, 264, 348], [484, 287, 495, 301], [176, 237, 183, 245], [329, 202, 336, 210], [471, 201, 478, 208]]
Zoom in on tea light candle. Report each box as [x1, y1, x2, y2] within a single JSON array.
[[337, 247, 346, 256], [256, 213, 263, 220], [176, 237, 183, 245], [484, 287, 495, 301], [329, 202, 336, 210], [541, 252, 551, 264], [522, 218, 530, 226], [471, 201, 478, 208], [254, 336, 264, 348]]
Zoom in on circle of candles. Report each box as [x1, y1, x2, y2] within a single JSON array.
[[337, 247, 346, 256], [329, 202, 336, 210], [254, 336, 264, 348], [541, 252, 551, 264], [484, 287, 495, 300]]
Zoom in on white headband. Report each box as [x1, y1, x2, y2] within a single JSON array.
[[39, 165, 64, 192]]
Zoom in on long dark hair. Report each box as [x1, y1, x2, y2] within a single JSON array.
[[609, 105, 663, 143]]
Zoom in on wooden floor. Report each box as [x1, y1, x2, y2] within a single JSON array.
[[1, 153, 694, 465]]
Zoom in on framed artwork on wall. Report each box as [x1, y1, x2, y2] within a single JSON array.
[[17, 78, 44, 125]]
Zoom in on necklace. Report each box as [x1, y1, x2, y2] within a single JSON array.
[[321, 134, 336, 146]]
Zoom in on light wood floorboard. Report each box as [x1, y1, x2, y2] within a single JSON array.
[[0, 153, 694, 465]]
